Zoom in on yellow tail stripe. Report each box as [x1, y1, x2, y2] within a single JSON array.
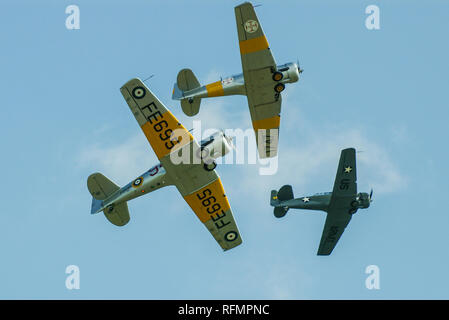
[[205, 81, 224, 97], [252, 115, 280, 130], [239, 36, 269, 55]]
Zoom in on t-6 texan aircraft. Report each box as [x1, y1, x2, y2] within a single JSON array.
[[270, 148, 373, 255], [172, 1, 303, 159], [87, 79, 242, 251]]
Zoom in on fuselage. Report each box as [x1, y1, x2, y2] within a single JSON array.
[[97, 163, 169, 212], [281, 193, 332, 212], [95, 131, 234, 213], [279, 191, 371, 214], [177, 62, 301, 101]]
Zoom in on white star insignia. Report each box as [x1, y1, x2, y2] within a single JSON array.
[[344, 166, 352, 173], [302, 197, 310, 203]]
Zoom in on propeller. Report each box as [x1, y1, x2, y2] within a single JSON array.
[[296, 59, 304, 74], [221, 129, 236, 151], [369, 188, 374, 202]]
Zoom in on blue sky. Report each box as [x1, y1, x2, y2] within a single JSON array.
[[0, 0, 448, 299]]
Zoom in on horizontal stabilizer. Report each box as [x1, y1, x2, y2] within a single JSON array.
[[278, 185, 294, 201], [180, 98, 201, 116], [274, 206, 288, 218], [87, 173, 120, 200], [177, 68, 200, 92], [103, 202, 130, 227]]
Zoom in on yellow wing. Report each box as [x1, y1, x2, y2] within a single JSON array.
[[120, 78, 194, 160], [120, 79, 242, 251], [183, 177, 242, 251], [235, 2, 281, 158]]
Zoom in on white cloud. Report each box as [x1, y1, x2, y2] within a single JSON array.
[[232, 128, 407, 203], [77, 134, 157, 185]]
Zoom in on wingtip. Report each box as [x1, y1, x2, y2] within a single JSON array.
[[121, 77, 144, 90]]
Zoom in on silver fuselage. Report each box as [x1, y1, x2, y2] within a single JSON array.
[[97, 163, 169, 212], [279, 192, 371, 213], [177, 62, 301, 101]]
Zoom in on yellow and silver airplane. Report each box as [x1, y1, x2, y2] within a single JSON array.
[[87, 78, 242, 251], [172, 2, 303, 159]]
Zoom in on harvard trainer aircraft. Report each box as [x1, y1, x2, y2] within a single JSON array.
[[270, 148, 373, 255], [172, 1, 303, 159], [87, 78, 242, 251]]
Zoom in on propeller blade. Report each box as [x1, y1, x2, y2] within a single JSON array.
[[296, 59, 303, 74], [221, 129, 236, 150], [369, 188, 373, 202]]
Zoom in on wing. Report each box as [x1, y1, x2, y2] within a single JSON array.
[[120, 79, 242, 251], [317, 148, 357, 255], [235, 2, 276, 74], [183, 175, 243, 251], [235, 2, 280, 158], [331, 148, 357, 198], [120, 78, 194, 161], [317, 210, 352, 256]]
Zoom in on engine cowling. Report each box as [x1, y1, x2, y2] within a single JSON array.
[[277, 62, 301, 84], [199, 131, 234, 163], [353, 192, 371, 209]]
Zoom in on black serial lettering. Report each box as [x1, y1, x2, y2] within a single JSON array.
[[147, 111, 163, 124], [215, 218, 231, 229], [139, 101, 180, 151], [140, 101, 158, 114], [339, 179, 350, 190], [197, 189, 212, 200], [153, 120, 168, 132], [196, 188, 230, 224]]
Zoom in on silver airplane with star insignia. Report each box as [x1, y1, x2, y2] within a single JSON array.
[[270, 148, 373, 255]]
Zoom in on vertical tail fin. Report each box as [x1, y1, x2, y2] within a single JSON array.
[[91, 198, 103, 214], [270, 190, 279, 206]]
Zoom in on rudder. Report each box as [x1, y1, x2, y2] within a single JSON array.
[[270, 190, 279, 206]]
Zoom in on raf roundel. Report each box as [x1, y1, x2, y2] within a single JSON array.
[[225, 231, 238, 242], [132, 177, 144, 188], [132, 86, 146, 99], [244, 20, 259, 33]]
